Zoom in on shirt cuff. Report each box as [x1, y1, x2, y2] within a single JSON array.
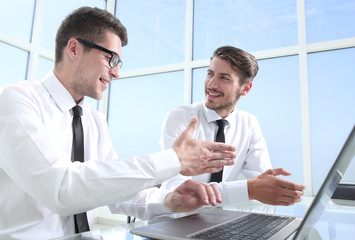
[[150, 149, 181, 184], [220, 179, 250, 204]]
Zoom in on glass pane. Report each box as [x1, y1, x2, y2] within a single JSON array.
[[193, 0, 298, 60], [116, 0, 185, 70], [192, 67, 207, 104], [41, 0, 106, 52], [192, 56, 303, 184], [85, 97, 99, 110], [306, 0, 355, 43], [0, 0, 35, 42], [108, 72, 184, 159], [0, 42, 28, 85], [37, 56, 53, 79], [308, 48, 355, 193], [342, 155, 355, 183]]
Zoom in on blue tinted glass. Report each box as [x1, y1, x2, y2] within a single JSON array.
[[108, 72, 184, 159], [85, 97, 99, 110], [0, 42, 28, 85], [192, 67, 207, 103], [37, 56, 53, 79], [0, 0, 35, 42], [192, 56, 303, 184], [193, 0, 298, 60], [41, 0, 106, 51], [116, 0, 185, 70], [308, 48, 355, 193], [306, 0, 355, 43]]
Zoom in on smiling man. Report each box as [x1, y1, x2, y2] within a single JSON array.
[[159, 46, 306, 210], [0, 8, 237, 239]]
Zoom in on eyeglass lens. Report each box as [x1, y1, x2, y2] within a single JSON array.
[[110, 53, 122, 69]]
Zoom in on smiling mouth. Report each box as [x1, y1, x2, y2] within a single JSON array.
[[207, 89, 223, 98], [100, 78, 108, 86]]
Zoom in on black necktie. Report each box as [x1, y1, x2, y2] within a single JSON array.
[[210, 119, 228, 183], [71, 105, 90, 233]]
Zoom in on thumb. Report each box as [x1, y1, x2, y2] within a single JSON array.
[[183, 117, 198, 137]]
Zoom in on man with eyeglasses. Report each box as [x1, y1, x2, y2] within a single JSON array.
[[0, 7, 236, 239]]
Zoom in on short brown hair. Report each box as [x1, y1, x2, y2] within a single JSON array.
[[212, 46, 258, 84], [55, 7, 128, 64]]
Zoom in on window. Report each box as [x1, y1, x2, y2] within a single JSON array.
[[0, 42, 28, 85], [108, 71, 184, 158], [308, 48, 355, 190], [193, 0, 298, 59], [115, 0, 185, 70]]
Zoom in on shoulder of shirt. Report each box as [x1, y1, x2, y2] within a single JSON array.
[[169, 101, 203, 116], [0, 79, 43, 100], [163, 102, 203, 127], [232, 108, 259, 124]]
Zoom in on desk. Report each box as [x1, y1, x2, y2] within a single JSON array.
[[55, 200, 355, 240]]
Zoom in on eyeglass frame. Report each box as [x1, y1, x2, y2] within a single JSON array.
[[76, 38, 122, 69]]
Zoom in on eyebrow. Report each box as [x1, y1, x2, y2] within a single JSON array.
[[208, 69, 232, 77]]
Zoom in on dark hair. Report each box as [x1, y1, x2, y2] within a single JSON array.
[[211, 46, 258, 84], [55, 7, 128, 64]]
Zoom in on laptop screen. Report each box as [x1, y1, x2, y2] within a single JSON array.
[[294, 125, 355, 239]]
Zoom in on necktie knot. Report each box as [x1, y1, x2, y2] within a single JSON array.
[[216, 119, 227, 129], [72, 105, 82, 116]]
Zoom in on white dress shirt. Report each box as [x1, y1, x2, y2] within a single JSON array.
[[0, 72, 180, 240], [159, 102, 272, 208]]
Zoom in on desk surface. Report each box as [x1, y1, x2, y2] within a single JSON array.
[[55, 199, 355, 240]]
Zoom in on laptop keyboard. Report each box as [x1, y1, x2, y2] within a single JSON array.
[[190, 213, 295, 240]]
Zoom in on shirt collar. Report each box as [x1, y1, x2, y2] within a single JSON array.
[[41, 71, 79, 113], [202, 102, 237, 125]]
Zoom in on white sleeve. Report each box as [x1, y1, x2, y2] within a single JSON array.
[[108, 187, 171, 220], [0, 87, 181, 216]]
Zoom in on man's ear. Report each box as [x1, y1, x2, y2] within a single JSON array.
[[241, 81, 252, 96], [66, 38, 80, 61]]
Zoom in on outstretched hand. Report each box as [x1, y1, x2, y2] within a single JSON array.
[[172, 117, 236, 176], [247, 168, 306, 206], [164, 180, 222, 213]]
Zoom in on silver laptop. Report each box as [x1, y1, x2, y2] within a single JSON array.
[[131, 125, 355, 240]]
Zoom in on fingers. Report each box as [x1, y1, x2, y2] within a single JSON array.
[[199, 148, 236, 171], [274, 190, 304, 206], [201, 149, 237, 161], [200, 159, 235, 170], [248, 170, 306, 206], [204, 141, 236, 152], [192, 182, 222, 206], [164, 180, 223, 213], [209, 183, 222, 204], [265, 168, 291, 177]]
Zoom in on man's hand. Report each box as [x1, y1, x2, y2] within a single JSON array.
[[247, 168, 306, 206], [172, 117, 236, 176], [164, 180, 222, 213]]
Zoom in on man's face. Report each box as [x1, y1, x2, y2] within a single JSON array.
[[204, 56, 251, 118], [73, 31, 122, 101]]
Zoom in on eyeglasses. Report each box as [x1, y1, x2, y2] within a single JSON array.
[[76, 38, 122, 69]]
